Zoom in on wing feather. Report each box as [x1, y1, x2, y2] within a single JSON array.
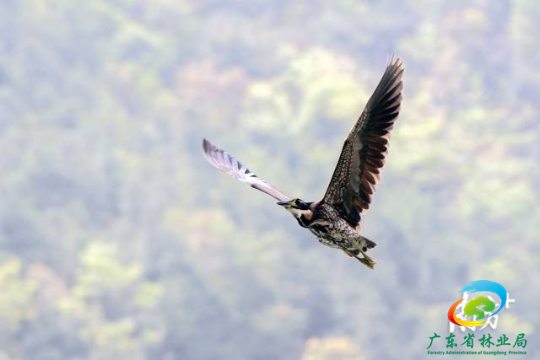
[[202, 139, 292, 202], [322, 58, 404, 226]]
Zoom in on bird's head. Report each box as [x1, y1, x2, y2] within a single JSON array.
[[277, 198, 310, 210], [277, 198, 314, 221], [277, 199, 314, 226]]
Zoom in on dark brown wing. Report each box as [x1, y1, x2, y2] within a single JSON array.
[[322, 57, 404, 226], [202, 138, 292, 202]]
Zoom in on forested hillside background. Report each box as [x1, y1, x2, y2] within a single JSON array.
[[0, 1, 538, 359]]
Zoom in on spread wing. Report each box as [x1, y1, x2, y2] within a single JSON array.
[[202, 138, 292, 202], [322, 57, 404, 226]]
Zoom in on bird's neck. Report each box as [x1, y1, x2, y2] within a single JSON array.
[[290, 209, 313, 228]]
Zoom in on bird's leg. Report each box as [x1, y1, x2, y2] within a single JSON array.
[[355, 255, 377, 269], [356, 248, 377, 269], [339, 246, 376, 269]]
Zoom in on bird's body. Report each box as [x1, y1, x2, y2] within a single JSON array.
[[202, 58, 404, 269], [286, 202, 378, 268], [308, 204, 367, 251]]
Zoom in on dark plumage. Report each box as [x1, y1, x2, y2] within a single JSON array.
[[202, 58, 404, 269]]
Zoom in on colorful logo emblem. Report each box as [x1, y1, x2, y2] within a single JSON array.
[[448, 280, 507, 327]]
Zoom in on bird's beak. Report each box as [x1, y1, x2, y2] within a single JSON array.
[[277, 201, 290, 206]]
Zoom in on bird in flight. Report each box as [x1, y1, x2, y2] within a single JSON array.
[[202, 58, 403, 269]]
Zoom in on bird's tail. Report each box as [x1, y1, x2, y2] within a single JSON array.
[[361, 236, 377, 251]]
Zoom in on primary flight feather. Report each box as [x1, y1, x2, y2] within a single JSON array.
[[203, 57, 404, 269]]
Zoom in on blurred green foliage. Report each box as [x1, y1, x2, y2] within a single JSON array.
[[0, 0, 538, 359]]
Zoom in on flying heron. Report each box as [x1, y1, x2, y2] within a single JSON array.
[[202, 58, 403, 269]]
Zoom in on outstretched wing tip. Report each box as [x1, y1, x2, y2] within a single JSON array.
[[201, 138, 291, 202], [202, 137, 212, 153], [384, 57, 404, 89], [388, 55, 404, 68], [201, 138, 216, 165]]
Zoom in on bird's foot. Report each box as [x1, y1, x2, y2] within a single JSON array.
[[354, 246, 377, 269], [356, 256, 377, 269]]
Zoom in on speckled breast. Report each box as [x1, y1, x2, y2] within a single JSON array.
[[307, 205, 360, 250]]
